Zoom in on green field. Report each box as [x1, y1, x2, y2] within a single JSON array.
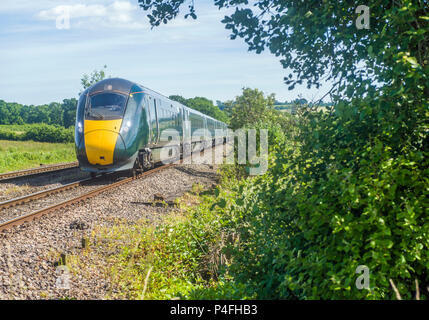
[[0, 140, 76, 173]]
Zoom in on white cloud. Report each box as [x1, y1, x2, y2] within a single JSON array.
[[0, 0, 56, 13], [36, 1, 146, 29], [37, 4, 106, 20]]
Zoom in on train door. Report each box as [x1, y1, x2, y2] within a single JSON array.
[[203, 117, 208, 149], [176, 106, 183, 142], [182, 109, 191, 155], [148, 96, 159, 145]]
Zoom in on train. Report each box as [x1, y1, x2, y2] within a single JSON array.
[[75, 78, 228, 176]]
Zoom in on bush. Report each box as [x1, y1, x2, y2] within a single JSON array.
[[23, 124, 74, 143], [0, 128, 22, 141], [0, 124, 74, 143], [209, 95, 428, 299]]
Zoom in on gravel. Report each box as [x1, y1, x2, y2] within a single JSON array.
[[0, 168, 89, 202], [0, 177, 121, 224], [0, 144, 230, 299]]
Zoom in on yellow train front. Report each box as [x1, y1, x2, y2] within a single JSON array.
[[74, 78, 228, 176]]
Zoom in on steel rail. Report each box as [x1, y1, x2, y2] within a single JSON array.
[[0, 177, 94, 211], [0, 164, 173, 232], [0, 162, 79, 181]]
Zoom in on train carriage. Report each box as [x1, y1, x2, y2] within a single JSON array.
[[75, 78, 228, 176]]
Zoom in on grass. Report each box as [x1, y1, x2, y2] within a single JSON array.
[[0, 140, 76, 173], [2, 185, 31, 196], [66, 182, 246, 300]]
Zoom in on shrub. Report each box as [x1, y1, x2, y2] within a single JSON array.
[[0, 124, 74, 143], [0, 128, 22, 141], [210, 95, 428, 299], [23, 124, 74, 143]]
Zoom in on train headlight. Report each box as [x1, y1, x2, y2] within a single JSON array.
[[77, 122, 83, 133]]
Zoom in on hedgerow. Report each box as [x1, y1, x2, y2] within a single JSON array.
[[0, 124, 74, 143], [214, 103, 428, 300], [23, 124, 74, 143]]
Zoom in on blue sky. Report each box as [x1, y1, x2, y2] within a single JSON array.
[[0, 0, 331, 105]]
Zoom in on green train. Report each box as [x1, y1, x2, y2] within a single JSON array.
[[75, 78, 228, 176]]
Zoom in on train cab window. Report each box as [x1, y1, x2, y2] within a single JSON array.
[[86, 93, 127, 120]]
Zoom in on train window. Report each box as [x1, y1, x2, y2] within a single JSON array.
[[86, 93, 127, 120]]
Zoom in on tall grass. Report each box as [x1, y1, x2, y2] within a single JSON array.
[[0, 140, 76, 173]]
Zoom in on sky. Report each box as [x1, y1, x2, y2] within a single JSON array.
[[0, 0, 331, 106]]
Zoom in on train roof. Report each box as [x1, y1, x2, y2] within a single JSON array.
[[87, 78, 135, 96], [85, 78, 226, 125], [136, 84, 221, 123]]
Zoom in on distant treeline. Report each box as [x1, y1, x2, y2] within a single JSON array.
[[0, 95, 229, 144], [0, 99, 78, 128], [1, 95, 229, 127]]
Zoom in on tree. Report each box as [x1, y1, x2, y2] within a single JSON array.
[[216, 100, 226, 110], [169, 94, 229, 122], [138, 0, 428, 159], [169, 95, 188, 106], [80, 65, 109, 93], [186, 97, 229, 122], [62, 98, 78, 128], [137, 1, 428, 100], [48, 102, 63, 126], [228, 88, 275, 129], [0, 101, 12, 125], [33, 105, 50, 124], [136, 0, 429, 300], [292, 98, 308, 106]]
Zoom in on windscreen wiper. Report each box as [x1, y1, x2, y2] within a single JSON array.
[[89, 110, 105, 120]]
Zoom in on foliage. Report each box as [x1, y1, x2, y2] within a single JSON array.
[[0, 124, 74, 143], [169, 95, 229, 122], [187, 97, 229, 123], [226, 88, 276, 130], [0, 66, 110, 128], [0, 140, 76, 173], [137, 0, 429, 300], [207, 106, 427, 299], [23, 124, 74, 143], [87, 185, 247, 300], [168, 94, 188, 106], [0, 99, 78, 128], [80, 65, 109, 93], [137, 0, 428, 98], [62, 99, 79, 128]]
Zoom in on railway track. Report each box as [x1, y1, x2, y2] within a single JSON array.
[[0, 163, 173, 232], [0, 177, 94, 211], [0, 162, 79, 181]]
